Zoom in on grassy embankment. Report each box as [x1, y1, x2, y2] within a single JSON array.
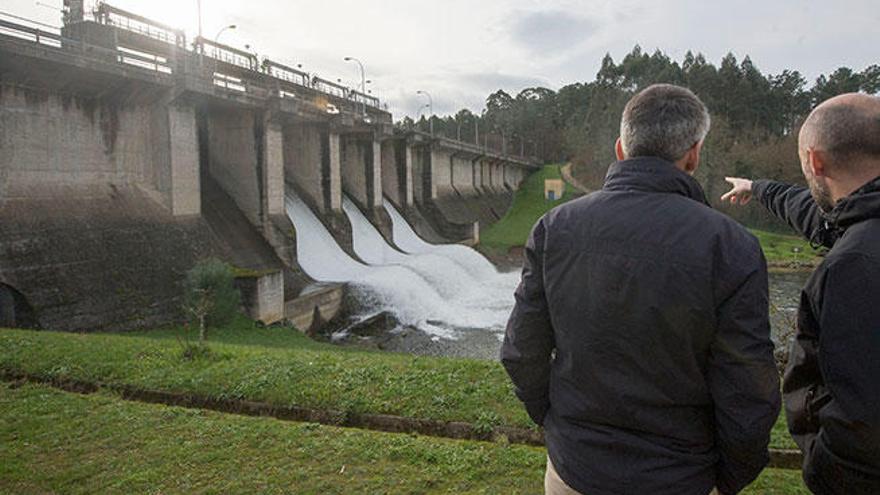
[[0, 319, 795, 451], [0, 382, 806, 494], [478, 165, 819, 266], [479, 164, 580, 253]]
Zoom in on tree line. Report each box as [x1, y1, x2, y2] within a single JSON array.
[[403, 46, 879, 230]]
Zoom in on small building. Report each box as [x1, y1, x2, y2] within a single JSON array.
[[545, 179, 565, 201]]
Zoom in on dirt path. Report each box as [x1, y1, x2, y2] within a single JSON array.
[[561, 163, 591, 194]]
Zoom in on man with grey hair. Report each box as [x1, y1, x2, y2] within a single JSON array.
[[502, 84, 780, 495], [723, 92, 880, 494]]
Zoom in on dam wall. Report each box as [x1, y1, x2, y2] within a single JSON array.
[[0, 4, 538, 332]]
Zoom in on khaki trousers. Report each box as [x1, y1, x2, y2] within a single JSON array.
[[544, 457, 721, 495]]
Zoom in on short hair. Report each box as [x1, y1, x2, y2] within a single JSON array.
[[620, 84, 711, 162], [805, 100, 880, 166]]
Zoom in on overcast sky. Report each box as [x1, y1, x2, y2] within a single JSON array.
[[3, 0, 878, 118]]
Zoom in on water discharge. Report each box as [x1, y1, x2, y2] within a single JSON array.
[[285, 192, 519, 340]]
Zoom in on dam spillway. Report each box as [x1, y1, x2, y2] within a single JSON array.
[[285, 192, 519, 340], [0, 3, 539, 333]]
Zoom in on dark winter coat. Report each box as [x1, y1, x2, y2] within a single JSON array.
[[502, 157, 781, 495], [754, 177, 880, 494]]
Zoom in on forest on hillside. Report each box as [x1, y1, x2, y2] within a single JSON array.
[[401, 47, 880, 230]]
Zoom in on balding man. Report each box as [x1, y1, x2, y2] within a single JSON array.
[[723, 93, 880, 494]]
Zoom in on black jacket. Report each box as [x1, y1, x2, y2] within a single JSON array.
[[753, 177, 880, 494], [502, 158, 781, 495]]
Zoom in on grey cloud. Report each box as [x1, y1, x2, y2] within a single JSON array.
[[460, 71, 550, 93], [510, 10, 596, 54]]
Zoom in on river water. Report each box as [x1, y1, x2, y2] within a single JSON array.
[[285, 191, 810, 361]]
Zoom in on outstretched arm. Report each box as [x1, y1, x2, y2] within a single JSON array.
[[500, 217, 555, 426], [721, 177, 831, 247]]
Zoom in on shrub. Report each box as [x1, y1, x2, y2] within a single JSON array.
[[183, 259, 240, 344]]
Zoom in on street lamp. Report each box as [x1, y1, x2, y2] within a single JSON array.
[[343, 56, 367, 117], [416, 90, 433, 136], [197, 0, 203, 40], [215, 24, 236, 44]]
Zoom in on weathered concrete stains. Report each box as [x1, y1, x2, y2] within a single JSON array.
[[98, 101, 120, 155]]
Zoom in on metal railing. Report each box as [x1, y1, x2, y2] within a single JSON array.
[[1, 4, 390, 115], [264, 59, 310, 88], [0, 15, 175, 75], [197, 37, 258, 71], [312, 77, 348, 100], [404, 128, 537, 163], [0, 14, 61, 48], [95, 2, 185, 47], [349, 89, 380, 109]]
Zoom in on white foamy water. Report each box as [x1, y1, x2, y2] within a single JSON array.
[[285, 192, 519, 339], [383, 199, 506, 282]]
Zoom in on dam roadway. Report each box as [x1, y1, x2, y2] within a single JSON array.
[[0, 3, 539, 333]]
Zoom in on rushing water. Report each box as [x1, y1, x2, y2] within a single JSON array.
[[285, 192, 519, 341], [286, 190, 809, 360]]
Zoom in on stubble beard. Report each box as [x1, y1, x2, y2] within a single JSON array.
[[808, 177, 836, 213]]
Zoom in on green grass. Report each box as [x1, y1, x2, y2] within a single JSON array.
[[480, 164, 580, 250], [0, 317, 532, 429], [0, 318, 797, 450], [0, 382, 808, 494], [750, 228, 821, 266]]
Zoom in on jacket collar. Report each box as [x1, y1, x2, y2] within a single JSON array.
[[603, 157, 710, 206], [828, 174, 880, 229]]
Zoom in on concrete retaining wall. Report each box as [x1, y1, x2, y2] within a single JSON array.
[[205, 108, 262, 226], [340, 135, 382, 209], [431, 148, 453, 195], [283, 123, 324, 210], [285, 284, 345, 333], [0, 186, 219, 332], [0, 85, 199, 216], [451, 155, 476, 195], [237, 271, 285, 324], [491, 162, 506, 192], [341, 135, 369, 207], [264, 122, 285, 217], [412, 146, 429, 203]]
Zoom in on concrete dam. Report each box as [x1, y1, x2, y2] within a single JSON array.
[[0, 3, 539, 335]]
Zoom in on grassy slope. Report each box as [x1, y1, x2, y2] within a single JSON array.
[[0, 321, 796, 449], [750, 228, 819, 265], [479, 165, 580, 250], [478, 164, 820, 265], [0, 319, 532, 428], [0, 383, 807, 494]]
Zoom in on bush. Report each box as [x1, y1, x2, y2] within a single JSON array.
[[183, 259, 240, 344]]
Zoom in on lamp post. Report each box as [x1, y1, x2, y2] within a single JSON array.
[[343, 56, 366, 117], [416, 90, 433, 136], [215, 24, 236, 44], [197, 0, 203, 40], [195, 0, 203, 56]]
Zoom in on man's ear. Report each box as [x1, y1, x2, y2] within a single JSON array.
[[615, 138, 625, 161], [681, 141, 703, 175], [808, 148, 828, 178]]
